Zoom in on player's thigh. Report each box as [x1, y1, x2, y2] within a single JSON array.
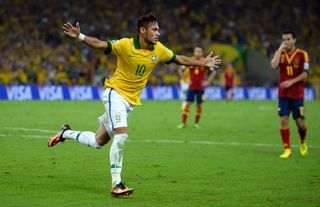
[[196, 90, 205, 104], [102, 88, 132, 133], [278, 98, 291, 117], [186, 90, 195, 103], [292, 99, 305, 120]]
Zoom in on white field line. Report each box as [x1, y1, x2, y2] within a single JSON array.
[[1, 127, 320, 149], [130, 139, 320, 149], [0, 134, 48, 139], [2, 127, 57, 133]]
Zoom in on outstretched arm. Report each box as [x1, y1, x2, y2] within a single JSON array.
[[62, 22, 107, 50], [175, 52, 222, 68]]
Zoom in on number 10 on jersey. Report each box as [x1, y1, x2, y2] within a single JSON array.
[[135, 65, 146, 76]]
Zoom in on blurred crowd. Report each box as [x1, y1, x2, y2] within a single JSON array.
[[0, 0, 319, 87]]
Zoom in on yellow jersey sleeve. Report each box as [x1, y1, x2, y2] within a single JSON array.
[[157, 42, 176, 64], [104, 38, 127, 56]]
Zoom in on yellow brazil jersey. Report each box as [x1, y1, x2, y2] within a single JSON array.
[[179, 66, 190, 84], [104, 35, 176, 106]]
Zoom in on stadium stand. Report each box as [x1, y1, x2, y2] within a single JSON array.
[[0, 0, 319, 88]]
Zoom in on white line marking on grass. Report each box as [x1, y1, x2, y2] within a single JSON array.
[[132, 139, 320, 149], [1, 129, 320, 149], [0, 134, 48, 139], [2, 127, 57, 133]]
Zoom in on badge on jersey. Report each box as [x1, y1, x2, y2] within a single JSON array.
[[151, 54, 157, 62], [304, 62, 309, 70], [113, 114, 122, 124], [110, 40, 119, 44]]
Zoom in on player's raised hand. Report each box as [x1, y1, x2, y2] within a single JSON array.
[[278, 42, 287, 52], [205, 52, 222, 68], [62, 22, 80, 38]]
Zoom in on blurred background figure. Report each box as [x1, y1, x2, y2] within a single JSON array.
[[178, 65, 190, 109], [224, 64, 235, 101], [177, 46, 217, 129]]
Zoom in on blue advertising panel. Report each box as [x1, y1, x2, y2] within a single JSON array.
[[0, 85, 316, 101]]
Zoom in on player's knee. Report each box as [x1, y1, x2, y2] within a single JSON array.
[[113, 133, 128, 148], [95, 134, 110, 147], [295, 118, 305, 129], [114, 127, 128, 134], [280, 116, 289, 127], [95, 139, 105, 147]]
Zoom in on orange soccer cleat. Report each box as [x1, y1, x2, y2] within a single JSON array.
[[48, 124, 71, 147], [111, 182, 133, 197]]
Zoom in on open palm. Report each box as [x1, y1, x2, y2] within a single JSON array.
[[205, 52, 222, 68], [62, 22, 80, 38]]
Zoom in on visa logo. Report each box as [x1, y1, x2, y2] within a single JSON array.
[[70, 86, 93, 100], [39, 86, 64, 100], [7, 86, 33, 100]]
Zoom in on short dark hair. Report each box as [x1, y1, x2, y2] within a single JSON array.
[[282, 31, 296, 39], [194, 46, 204, 50], [136, 13, 158, 33]]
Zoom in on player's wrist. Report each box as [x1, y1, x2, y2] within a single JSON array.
[[78, 33, 85, 41]]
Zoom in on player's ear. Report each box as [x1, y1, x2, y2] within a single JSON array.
[[140, 27, 146, 35]]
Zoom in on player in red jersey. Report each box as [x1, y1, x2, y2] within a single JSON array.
[[270, 31, 309, 158], [224, 64, 235, 101], [177, 46, 216, 129]]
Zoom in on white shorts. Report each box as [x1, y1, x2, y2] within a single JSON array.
[[98, 88, 134, 138], [180, 82, 189, 101]]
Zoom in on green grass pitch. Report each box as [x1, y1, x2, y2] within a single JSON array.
[[0, 100, 319, 207]]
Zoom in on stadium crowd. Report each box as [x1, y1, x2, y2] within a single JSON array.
[[0, 0, 319, 87]]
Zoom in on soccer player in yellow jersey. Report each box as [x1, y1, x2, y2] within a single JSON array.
[[48, 13, 221, 197], [178, 66, 190, 109]]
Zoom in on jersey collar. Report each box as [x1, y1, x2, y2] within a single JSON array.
[[134, 35, 155, 51], [284, 48, 299, 64]]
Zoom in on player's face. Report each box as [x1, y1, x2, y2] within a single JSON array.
[[282, 34, 296, 51], [144, 22, 160, 45], [193, 47, 203, 59]]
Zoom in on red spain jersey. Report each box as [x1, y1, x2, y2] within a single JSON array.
[[225, 66, 235, 87], [185, 57, 213, 90], [278, 48, 309, 99]]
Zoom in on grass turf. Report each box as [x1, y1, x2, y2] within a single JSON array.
[[0, 100, 319, 207]]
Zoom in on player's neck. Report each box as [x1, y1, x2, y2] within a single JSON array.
[[286, 47, 296, 54], [139, 36, 152, 50]]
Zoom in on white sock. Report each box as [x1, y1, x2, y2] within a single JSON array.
[[110, 133, 128, 187], [63, 130, 102, 149]]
